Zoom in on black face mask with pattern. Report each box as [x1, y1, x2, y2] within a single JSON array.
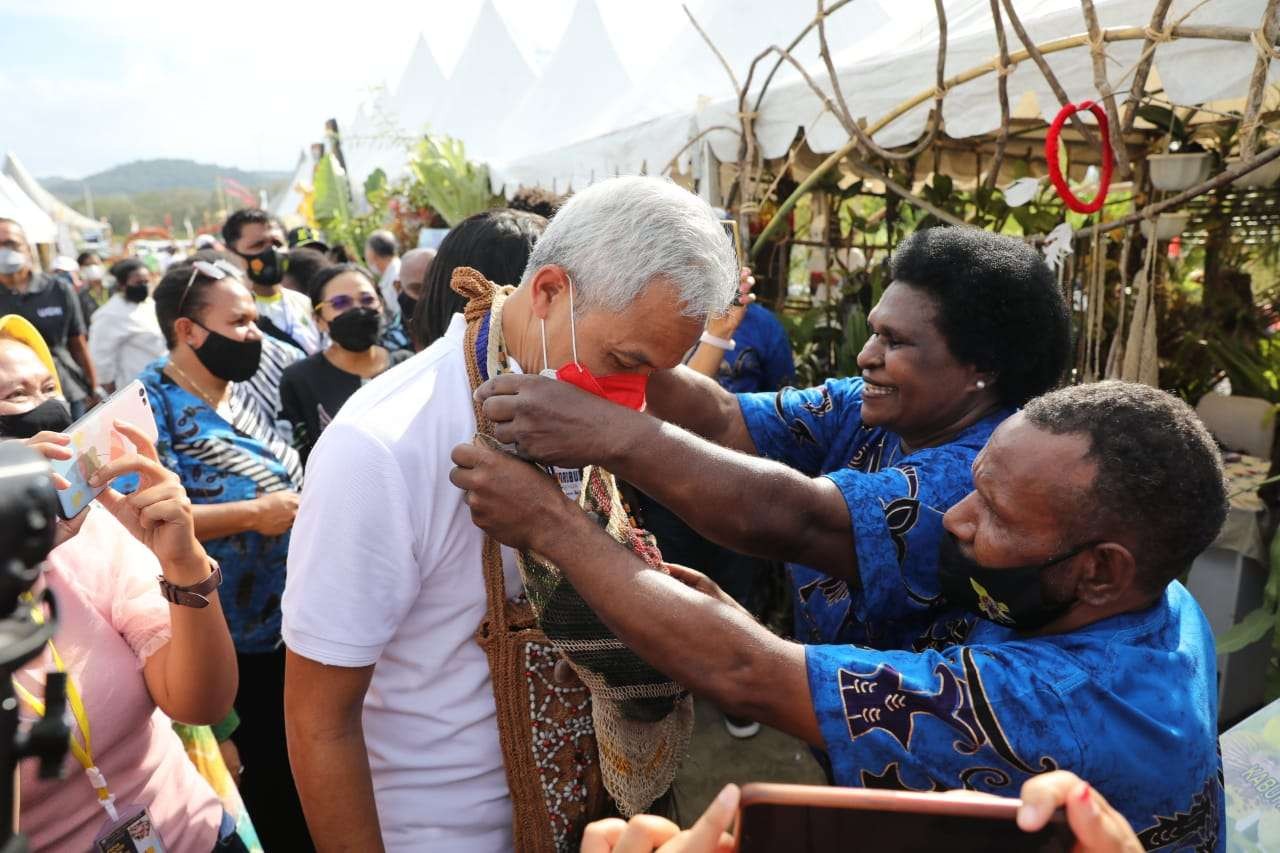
[[936, 533, 1093, 630], [236, 246, 283, 287]]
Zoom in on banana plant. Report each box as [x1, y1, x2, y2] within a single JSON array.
[[405, 135, 496, 227]]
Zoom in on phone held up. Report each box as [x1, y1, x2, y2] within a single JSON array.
[[734, 783, 1072, 853], [47, 380, 159, 519]]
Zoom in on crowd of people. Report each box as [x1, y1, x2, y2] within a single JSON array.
[[0, 173, 1227, 853]]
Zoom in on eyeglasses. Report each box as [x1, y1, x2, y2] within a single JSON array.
[[177, 259, 242, 315], [321, 292, 380, 313]]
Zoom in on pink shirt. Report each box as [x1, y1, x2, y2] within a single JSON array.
[[17, 507, 222, 852]]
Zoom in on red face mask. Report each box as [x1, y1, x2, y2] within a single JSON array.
[[555, 362, 648, 411], [541, 276, 648, 412]]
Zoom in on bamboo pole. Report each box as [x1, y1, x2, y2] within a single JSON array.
[[751, 22, 1267, 257], [1239, 0, 1280, 159], [1120, 0, 1173, 135], [1081, 0, 1133, 178], [983, 0, 1013, 190]]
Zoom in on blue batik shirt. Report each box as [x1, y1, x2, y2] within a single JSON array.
[[716, 303, 795, 394], [807, 581, 1224, 852], [738, 376, 1012, 649], [138, 358, 303, 653]]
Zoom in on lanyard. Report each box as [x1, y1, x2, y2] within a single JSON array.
[[12, 594, 119, 822]]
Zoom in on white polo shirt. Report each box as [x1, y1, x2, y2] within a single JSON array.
[[283, 313, 521, 852]]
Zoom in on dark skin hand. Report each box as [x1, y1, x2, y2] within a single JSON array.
[[475, 372, 859, 581], [449, 439, 822, 747]]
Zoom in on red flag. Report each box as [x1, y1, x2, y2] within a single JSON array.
[[221, 177, 257, 207]]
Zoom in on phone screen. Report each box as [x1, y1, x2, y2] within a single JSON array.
[[737, 801, 1072, 853], [48, 380, 158, 519]]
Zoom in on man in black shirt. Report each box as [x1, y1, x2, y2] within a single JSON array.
[[0, 218, 99, 417]]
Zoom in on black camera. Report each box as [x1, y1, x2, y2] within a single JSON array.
[[0, 442, 70, 853]]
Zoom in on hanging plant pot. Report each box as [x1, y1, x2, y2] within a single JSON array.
[[1227, 156, 1280, 188], [1148, 152, 1213, 191], [1140, 212, 1190, 242]]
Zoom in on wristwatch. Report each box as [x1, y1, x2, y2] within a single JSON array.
[[158, 559, 222, 608]]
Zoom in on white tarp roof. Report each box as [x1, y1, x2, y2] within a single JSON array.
[[3, 152, 103, 233], [0, 174, 57, 244], [488, 0, 1272, 195]]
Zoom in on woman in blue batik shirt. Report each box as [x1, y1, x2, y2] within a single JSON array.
[[143, 254, 313, 852]]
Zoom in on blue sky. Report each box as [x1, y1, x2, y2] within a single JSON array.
[[0, 0, 688, 179]]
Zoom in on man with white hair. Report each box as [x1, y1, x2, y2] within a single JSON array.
[[282, 177, 738, 852]]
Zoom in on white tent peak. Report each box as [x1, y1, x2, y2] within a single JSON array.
[[490, 0, 631, 169], [428, 0, 537, 162], [393, 34, 448, 138]]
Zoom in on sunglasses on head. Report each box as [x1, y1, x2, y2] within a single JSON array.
[[177, 259, 242, 314], [321, 292, 380, 313]]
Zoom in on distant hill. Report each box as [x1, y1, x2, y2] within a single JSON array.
[[41, 158, 290, 201]]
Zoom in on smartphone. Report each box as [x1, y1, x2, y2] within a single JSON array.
[[722, 218, 743, 263], [735, 783, 1072, 853], [48, 380, 158, 519]]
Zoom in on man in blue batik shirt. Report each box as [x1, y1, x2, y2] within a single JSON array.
[[453, 380, 1227, 852]]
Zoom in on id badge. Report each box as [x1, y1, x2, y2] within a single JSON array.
[[93, 804, 167, 853], [547, 465, 584, 502]]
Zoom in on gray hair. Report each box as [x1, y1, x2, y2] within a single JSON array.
[[520, 176, 737, 319]]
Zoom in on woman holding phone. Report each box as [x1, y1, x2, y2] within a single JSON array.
[[0, 314, 250, 850]]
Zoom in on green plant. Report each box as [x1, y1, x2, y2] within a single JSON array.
[[311, 155, 391, 256], [405, 135, 497, 227]]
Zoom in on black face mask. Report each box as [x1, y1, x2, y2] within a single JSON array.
[[398, 292, 418, 325], [937, 533, 1094, 630], [124, 282, 149, 303], [192, 324, 263, 382], [236, 246, 283, 286], [0, 397, 73, 439], [328, 307, 382, 352]]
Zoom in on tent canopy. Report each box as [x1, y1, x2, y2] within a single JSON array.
[[0, 174, 57, 244], [4, 152, 103, 234]]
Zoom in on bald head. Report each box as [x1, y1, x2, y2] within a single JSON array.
[[399, 248, 436, 300]]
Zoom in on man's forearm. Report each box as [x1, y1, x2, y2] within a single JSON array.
[[535, 507, 822, 746], [285, 655, 384, 853], [645, 366, 753, 452], [193, 501, 258, 540], [289, 717, 384, 852], [604, 414, 857, 580]]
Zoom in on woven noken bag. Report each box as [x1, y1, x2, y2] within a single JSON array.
[[454, 268, 694, 840]]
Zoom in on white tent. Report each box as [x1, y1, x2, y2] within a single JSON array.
[[3, 152, 103, 234], [488, 0, 634, 191], [486, 0, 1272, 195], [0, 174, 57, 244], [394, 35, 448, 140], [425, 0, 536, 163]]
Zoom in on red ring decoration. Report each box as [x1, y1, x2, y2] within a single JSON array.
[[1044, 100, 1114, 214]]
